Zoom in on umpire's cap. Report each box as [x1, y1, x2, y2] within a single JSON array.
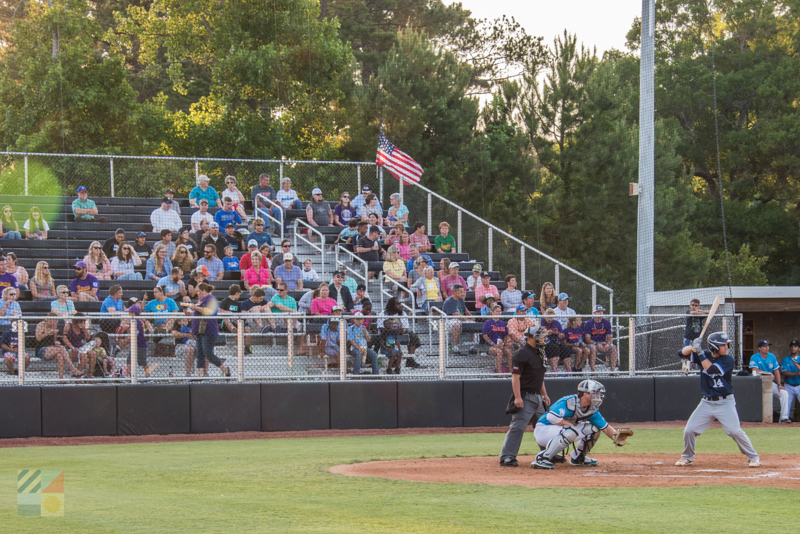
[[524, 325, 547, 340]]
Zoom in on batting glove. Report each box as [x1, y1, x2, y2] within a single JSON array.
[[692, 338, 702, 353]]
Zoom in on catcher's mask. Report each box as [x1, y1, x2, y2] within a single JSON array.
[[524, 325, 547, 343], [707, 332, 730, 353], [578, 379, 606, 408]]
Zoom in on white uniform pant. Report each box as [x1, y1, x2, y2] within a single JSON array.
[[533, 422, 596, 460], [773, 383, 790, 421], [785, 384, 800, 420]]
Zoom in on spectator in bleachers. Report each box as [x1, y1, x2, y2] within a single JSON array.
[[553, 292, 576, 327], [222, 246, 240, 272], [521, 291, 540, 316], [71, 186, 108, 223], [435, 221, 456, 253], [238, 242, 259, 274], [6, 253, 28, 289], [310, 283, 338, 318], [339, 270, 358, 295], [320, 308, 344, 364], [214, 196, 243, 229], [366, 213, 386, 240], [410, 221, 431, 253], [111, 242, 144, 281], [123, 305, 158, 378], [297, 286, 317, 316], [407, 255, 427, 286], [302, 258, 319, 282], [201, 222, 226, 259], [274, 252, 302, 290], [145, 285, 180, 337], [396, 232, 412, 261], [563, 316, 586, 373], [267, 282, 297, 329], [83, 241, 113, 280], [219, 285, 251, 353], [187, 282, 231, 377], [479, 294, 497, 316], [189, 175, 220, 208], [383, 296, 422, 368], [475, 272, 499, 311], [542, 309, 568, 369], [328, 270, 354, 312], [103, 229, 126, 259], [131, 231, 152, 265], [0, 254, 18, 292], [222, 222, 245, 252], [175, 228, 198, 261], [540, 282, 557, 311], [484, 303, 511, 374], [36, 312, 78, 378], [353, 283, 368, 311], [383, 246, 408, 293], [411, 265, 441, 312], [251, 173, 276, 231], [222, 176, 247, 220], [146, 244, 172, 282], [187, 267, 209, 298], [100, 284, 126, 333], [2, 324, 30, 375], [359, 193, 383, 225], [240, 287, 277, 335], [501, 274, 522, 313], [1, 205, 22, 239], [505, 305, 534, 354], [191, 199, 214, 232], [157, 268, 187, 299], [464, 264, 481, 292], [248, 218, 273, 248], [387, 193, 409, 226], [334, 192, 356, 226], [171, 316, 196, 377], [352, 184, 382, 214], [0, 286, 21, 334], [192, 218, 211, 247], [306, 188, 334, 243], [171, 245, 194, 274], [198, 244, 224, 281], [404, 244, 424, 275], [70, 261, 99, 301], [348, 312, 379, 374], [274, 177, 303, 234], [62, 313, 91, 376], [50, 285, 76, 316], [440, 262, 466, 299], [386, 222, 404, 247], [151, 197, 182, 233], [437, 258, 450, 284], [163, 188, 180, 215], [582, 305, 617, 373], [443, 284, 471, 354], [23, 206, 49, 239], [30, 262, 56, 300], [356, 226, 383, 279], [153, 229, 177, 258], [242, 251, 271, 292]]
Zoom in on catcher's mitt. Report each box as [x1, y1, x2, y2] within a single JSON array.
[[612, 428, 633, 447]]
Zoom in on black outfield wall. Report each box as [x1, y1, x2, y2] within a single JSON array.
[[0, 377, 764, 439]]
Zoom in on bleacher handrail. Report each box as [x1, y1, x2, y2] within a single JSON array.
[[292, 218, 325, 280], [255, 193, 285, 243]]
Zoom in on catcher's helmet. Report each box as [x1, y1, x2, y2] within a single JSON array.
[[707, 332, 730, 353], [524, 325, 547, 341], [578, 379, 606, 407]]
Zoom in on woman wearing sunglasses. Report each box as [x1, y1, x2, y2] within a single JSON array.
[[83, 241, 113, 280], [0, 286, 22, 334], [31, 262, 57, 300], [0, 205, 21, 239]]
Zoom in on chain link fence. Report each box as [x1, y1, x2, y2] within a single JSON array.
[[0, 312, 742, 385]]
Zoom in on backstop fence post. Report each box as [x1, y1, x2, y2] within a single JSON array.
[[520, 246, 526, 292], [427, 193, 432, 234], [487, 228, 493, 272], [628, 317, 636, 377], [439, 316, 446, 379], [339, 319, 347, 380], [287, 318, 294, 369], [237, 318, 244, 382], [110, 157, 115, 198], [357, 164, 361, 196], [554, 265, 560, 294], [17, 319, 25, 385], [457, 210, 462, 254], [130, 318, 137, 384], [24, 155, 28, 196], [379, 166, 384, 206]]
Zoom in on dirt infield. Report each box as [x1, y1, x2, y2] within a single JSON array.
[[331, 454, 800, 489], [0, 420, 793, 448]]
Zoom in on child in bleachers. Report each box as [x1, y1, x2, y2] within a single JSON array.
[[397, 232, 412, 260], [222, 246, 240, 272], [386, 222, 405, 247], [89, 333, 114, 376], [223, 222, 245, 251], [435, 221, 456, 253], [333, 218, 359, 248], [302, 258, 319, 282]]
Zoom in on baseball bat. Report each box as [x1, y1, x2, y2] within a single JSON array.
[[683, 295, 723, 375]]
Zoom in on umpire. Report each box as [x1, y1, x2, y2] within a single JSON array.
[[499, 325, 551, 467]]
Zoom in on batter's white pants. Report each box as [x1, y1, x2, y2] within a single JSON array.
[[773, 383, 790, 421]]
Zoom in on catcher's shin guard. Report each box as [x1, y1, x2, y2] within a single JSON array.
[[543, 426, 579, 461], [573, 422, 600, 461]]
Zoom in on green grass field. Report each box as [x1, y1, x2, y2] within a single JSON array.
[[2, 428, 799, 533]]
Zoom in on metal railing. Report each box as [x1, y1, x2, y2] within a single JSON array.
[[255, 193, 284, 243], [292, 218, 326, 280]]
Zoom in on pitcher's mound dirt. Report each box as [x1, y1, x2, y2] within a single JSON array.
[[331, 454, 800, 489]]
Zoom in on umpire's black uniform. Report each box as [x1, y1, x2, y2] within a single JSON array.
[[499, 340, 547, 464]]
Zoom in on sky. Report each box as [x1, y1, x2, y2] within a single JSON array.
[[448, 0, 642, 55]]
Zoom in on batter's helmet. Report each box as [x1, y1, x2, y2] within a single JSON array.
[[707, 332, 730, 353], [578, 379, 606, 407]]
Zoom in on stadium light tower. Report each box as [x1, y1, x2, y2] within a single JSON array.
[[636, 0, 655, 315]]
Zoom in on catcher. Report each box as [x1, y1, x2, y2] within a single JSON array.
[[531, 379, 632, 469]]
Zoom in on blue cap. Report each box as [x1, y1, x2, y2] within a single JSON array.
[[516, 304, 527, 312], [76, 185, 87, 193], [558, 292, 569, 301]]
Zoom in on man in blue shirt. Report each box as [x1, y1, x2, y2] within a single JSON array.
[[780, 340, 800, 422], [348, 312, 379, 374], [100, 284, 126, 332], [214, 197, 243, 229], [251, 173, 277, 231], [156, 268, 187, 299], [197, 244, 224, 281], [443, 284, 471, 354], [750, 339, 790, 423], [248, 220, 273, 248], [675, 332, 760, 467]]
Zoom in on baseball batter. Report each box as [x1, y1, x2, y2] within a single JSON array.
[[676, 332, 760, 467], [531, 380, 630, 469]]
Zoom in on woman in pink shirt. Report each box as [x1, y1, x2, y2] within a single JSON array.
[[397, 232, 412, 260], [242, 251, 271, 292], [83, 241, 113, 280], [310, 283, 337, 317]]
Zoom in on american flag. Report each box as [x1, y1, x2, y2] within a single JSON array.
[[376, 127, 424, 184]]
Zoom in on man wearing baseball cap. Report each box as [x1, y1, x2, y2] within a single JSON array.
[[328, 270, 354, 312], [164, 188, 181, 215], [70, 261, 99, 301], [306, 188, 334, 244], [749, 339, 790, 423], [71, 185, 107, 222], [553, 292, 576, 328], [521, 291, 540, 316], [352, 184, 382, 214], [348, 312, 379, 374], [780, 340, 800, 422], [440, 262, 466, 299], [581, 305, 617, 373], [466, 264, 483, 292], [150, 196, 182, 233], [274, 252, 303, 290], [475, 271, 499, 312], [132, 231, 151, 263], [237, 240, 261, 274], [201, 221, 226, 259]]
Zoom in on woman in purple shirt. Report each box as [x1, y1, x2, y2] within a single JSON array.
[[187, 283, 231, 377], [334, 192, 356, 226]]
